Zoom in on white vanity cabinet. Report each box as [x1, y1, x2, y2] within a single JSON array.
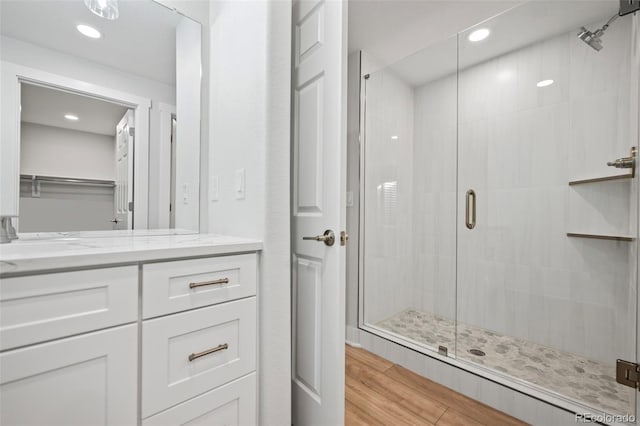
[[0, 235, 261, 426], [0, 324, 138, 426], [141, 254, 258, 422]]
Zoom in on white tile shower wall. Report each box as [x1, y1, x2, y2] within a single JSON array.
[[412, 74, 457, 322], [418, 17, 635, 364], [363, 67, 415, 324]]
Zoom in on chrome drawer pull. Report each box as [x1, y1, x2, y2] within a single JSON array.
[[188, 343, 229, 362], [189, 278, 229, 289]]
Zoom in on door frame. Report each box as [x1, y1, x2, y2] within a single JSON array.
[[1, 62, 151, 229]]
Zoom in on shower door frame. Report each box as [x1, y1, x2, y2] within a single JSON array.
[[356, 12, 640, 417]]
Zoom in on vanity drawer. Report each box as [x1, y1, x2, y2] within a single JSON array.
[[142, 253, 257, 318], [0, 266, 138, 350], [142, 373, 256, 426], [141, 297, 256, 417]]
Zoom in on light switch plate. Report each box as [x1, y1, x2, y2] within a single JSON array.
[[235, 169, 245, 200]]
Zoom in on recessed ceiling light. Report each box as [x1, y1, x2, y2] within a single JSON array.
[[468, 28, 490, 42], [391, 135, 399, 140], [77, 24, 101, 39], [64, 114, 79, 121], [536, 79, 554, 88]]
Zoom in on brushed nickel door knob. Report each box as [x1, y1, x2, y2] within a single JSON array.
[[303, 230, 336, 247]]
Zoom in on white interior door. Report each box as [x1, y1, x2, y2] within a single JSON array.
[[291, 0, 347, 424], [114, 110, 134, 230]]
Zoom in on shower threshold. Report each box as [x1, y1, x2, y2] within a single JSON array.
[[376, 309, 634, 417]]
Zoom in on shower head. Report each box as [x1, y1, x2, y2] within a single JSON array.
[[577, 13, 619, 52], [577, 27, 604, 51]]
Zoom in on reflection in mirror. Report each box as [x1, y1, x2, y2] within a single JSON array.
[[19, 84, 134, 232], [0, 0, 201, 235]]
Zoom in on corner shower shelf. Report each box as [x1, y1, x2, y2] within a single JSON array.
[[568, 174, 633, 186], [566, 232, 634, 242]]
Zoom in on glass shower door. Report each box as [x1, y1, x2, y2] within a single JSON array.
[[360, 37, 459, 358], [456, 2, 638, 418]]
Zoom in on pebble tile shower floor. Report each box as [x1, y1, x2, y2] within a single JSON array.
[[377, 309, 634, 416]]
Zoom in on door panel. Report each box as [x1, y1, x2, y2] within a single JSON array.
[[114, 110, 134, 230], [291, 0, 347, 424]]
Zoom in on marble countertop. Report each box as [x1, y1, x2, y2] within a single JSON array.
[[0, 230, 262, 276]]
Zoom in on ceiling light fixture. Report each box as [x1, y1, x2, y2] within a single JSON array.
[[84, 0, 119, 20], [77, 24, 101, 39], [64, 114, 79, 121], [536, 79, 554, 88], [468, 28, 490, 42]]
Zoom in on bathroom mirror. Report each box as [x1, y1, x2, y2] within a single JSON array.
[[0, 0, 202, 233]]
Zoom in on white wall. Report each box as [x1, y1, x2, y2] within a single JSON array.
[[1, 36, 175, 104], [19, 184, 114, 232], [208, 1, 291, 424], [21, 123, 115, 180], [174, 17, 201, 231], [411, 72, 457, 321], [19, 122, 116, 232], [154, 0, 209, 26]]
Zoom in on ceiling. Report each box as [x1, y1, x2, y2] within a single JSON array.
[[350, 0, 620, 87], [0, 0, 181, 85], [21, 83, 129, 136], [348, 0, 524, 67]]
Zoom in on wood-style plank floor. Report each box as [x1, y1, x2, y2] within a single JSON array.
[[345, 345, 529, 426]]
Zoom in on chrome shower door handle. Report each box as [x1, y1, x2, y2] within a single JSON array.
[[466, 189, 476, 230], [303, 230, 336, 246]]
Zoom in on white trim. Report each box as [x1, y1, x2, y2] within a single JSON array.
[[1, 61, 151, 229], [345, 325, 362, 348], [155, 102, 176, 229]]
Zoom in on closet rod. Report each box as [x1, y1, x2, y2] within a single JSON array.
[[20, 174, 116, 188]]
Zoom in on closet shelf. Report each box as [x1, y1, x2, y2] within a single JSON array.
[[568, 174, 633, 186], [20, 174, 115, 188], [566, 232, 634, 242]]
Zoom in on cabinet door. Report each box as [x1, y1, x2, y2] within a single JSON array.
[[1, 324, 137, 426], [143, 373, 256, 426]]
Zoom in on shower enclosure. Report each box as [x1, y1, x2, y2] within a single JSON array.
[[358, 1, 639, 421]]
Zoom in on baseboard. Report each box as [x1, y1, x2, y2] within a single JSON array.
[[345, 325, 362, 348], [355, 327, 590, 426]]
